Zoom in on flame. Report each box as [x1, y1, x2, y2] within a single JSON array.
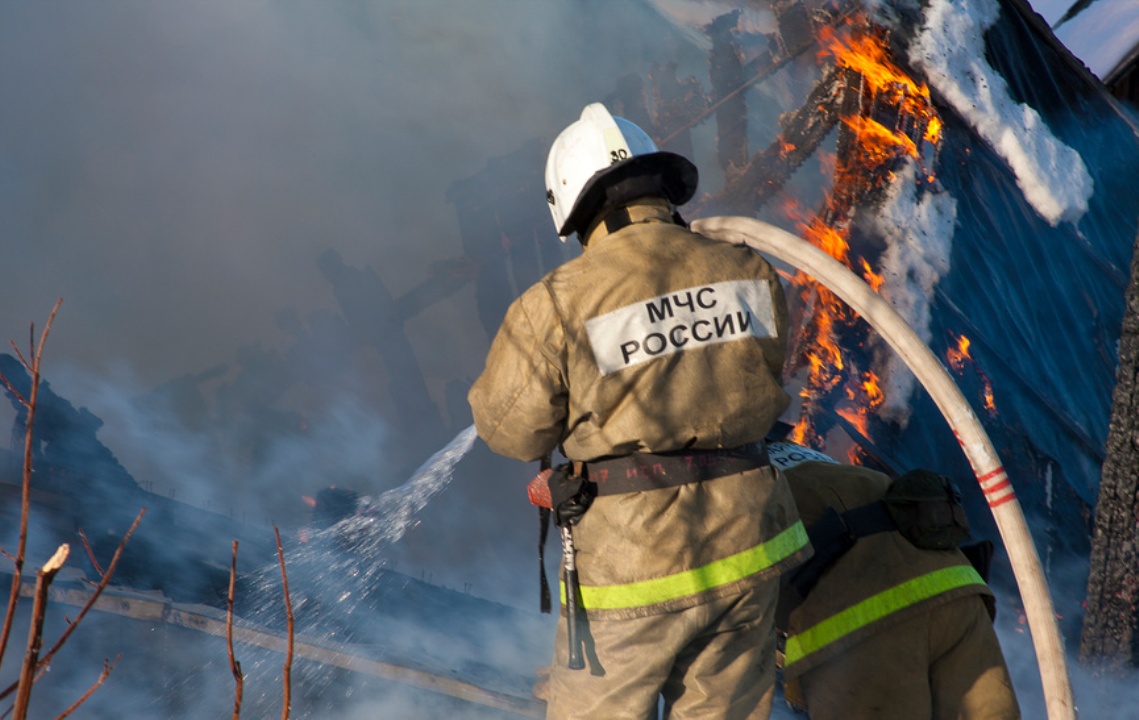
[[818, 24, 937, 129], [860, 371, 885, 411], [835, 370, 884, 440], [790, 413, 811, 446], [859, 258, 885, 293], [947, 332, 972, 372], [924, 116, 943, 145], [786, 13, 946, 453], [982, 384, 997, 414], [841, 115, 919, 162], [946, 331, 998, 416], [836, 405, 869, 438]]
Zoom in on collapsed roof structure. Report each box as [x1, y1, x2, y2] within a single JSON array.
[[637, 0, 1139, 638], [3, 0, 1138, 715]]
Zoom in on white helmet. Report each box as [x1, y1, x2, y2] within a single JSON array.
[[544, 103, 698, 241]]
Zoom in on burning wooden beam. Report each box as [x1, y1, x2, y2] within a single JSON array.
[[698, 65, 846, 217]]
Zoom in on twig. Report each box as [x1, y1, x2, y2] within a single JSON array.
[[54, 655, 120, 720], [12, 544, 70, 720], [6, 341, 30, 376], [274, 526, 294, 720], [0, 375, 25, 408], [35, 508, 143, 681], [227, 540, 243, 720], [0, 298, 62, 676], [0, 507, 145, 703], [76, 530, 105, 576]]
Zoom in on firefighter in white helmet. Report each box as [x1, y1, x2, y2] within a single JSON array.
[[768, 438, 1021, 719], [469, 103, 808, 719]]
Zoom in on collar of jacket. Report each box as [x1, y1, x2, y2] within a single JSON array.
[[581, 197, 675, 249]]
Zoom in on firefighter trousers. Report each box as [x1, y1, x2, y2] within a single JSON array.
[[796, 594, 1020, 720], [544, 578, 778, 720]]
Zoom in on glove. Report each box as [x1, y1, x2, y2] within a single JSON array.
[[548, 463, 593, 527]]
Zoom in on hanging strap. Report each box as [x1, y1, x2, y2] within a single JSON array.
[[538, 505, 552, 613], [787, 501, 897, 600], [538, 456, 553, 614]]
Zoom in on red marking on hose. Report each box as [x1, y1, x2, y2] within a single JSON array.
[[988, 493, 1017, 509], [977, 467, 1017, 507], [983, 479, 1012, 496], [976, 467, 1005, 484]]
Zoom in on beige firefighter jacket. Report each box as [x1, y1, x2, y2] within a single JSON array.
[[778, 461, 993, 680], [469, 198, 808, 618]]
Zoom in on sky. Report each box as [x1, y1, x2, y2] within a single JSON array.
[[1, 0, 1138, 716], [1052, 0, 1139, 79]]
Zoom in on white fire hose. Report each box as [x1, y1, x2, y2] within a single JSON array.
[[692, 216, 1075, 720]]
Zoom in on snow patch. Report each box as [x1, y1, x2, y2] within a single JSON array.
[[908, 0, 1093, 226], [861, 160, 957, 423]]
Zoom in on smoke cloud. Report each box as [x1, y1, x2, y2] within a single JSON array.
[[0, 1, 704, 715], [2, 1, 1134, 717]]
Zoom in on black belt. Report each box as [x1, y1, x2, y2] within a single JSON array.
[[584, 442, 769, 496]]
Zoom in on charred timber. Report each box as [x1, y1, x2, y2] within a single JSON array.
[[708, 11, 749, 174], [700, 65, 844, 217], [647, 61, 709, 160]]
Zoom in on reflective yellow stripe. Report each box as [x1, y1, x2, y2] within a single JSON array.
[[565, 521, 808, 611], [783, 565, 986, 668]]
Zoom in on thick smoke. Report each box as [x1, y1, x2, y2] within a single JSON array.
[[0, 0, 704, 594], [2, 0, 1135, 717], [859, 159, 957, 424], [0, 0, 711, 715]]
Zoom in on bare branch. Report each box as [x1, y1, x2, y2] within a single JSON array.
[[41, 547, 68, 574], [0, 507, 144, 703], [0, 299, 62, 676], [12, 544, 71, 720], [275, 526, 294, 720], [6, 340, 29, 375], [0, 373, 26, 409], [76, 530, 104, 576], [31, 302, 62, 378], [53, 655, 120, 720], [33, 508, 143, 680], [227, 540, 243, 720]]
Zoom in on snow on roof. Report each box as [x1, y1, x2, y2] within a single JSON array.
[[909, 0, 1093, 226]]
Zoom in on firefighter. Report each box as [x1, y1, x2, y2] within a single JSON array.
[[468, 102, 809, 719], [770, 441, 1021, 720]]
